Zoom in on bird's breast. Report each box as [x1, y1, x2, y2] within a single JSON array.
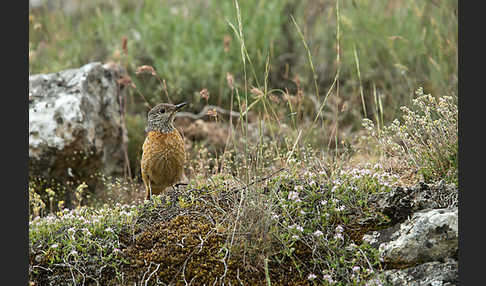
[[141, 130, 186, 185]]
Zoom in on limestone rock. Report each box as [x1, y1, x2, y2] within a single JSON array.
[[369, 181, 458, 223], [373, 207, 458, 267], [374, 259, 458, 286], [29, 62, 128, 187]]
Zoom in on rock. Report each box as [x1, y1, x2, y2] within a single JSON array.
[[362, 224, 401, 249], [370, 259, 458, 286], [370, 181, 458, 223], [372, 207, 458, 267], [29, 62, 128, 190], [363, 181, 459, 285]]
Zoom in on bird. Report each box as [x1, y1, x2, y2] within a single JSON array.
[[141, 102, 188, 199]]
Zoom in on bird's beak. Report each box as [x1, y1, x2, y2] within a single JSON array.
[[175, 102, 188, 110]]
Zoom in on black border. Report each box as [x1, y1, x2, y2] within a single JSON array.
[[458, 1, 475, 285], [8, 0, 29, 284]]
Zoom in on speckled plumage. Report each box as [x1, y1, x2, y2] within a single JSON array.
[[141, 102, 187, 199]]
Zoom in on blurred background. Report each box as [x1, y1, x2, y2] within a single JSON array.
[[29, 0, 458, 186]]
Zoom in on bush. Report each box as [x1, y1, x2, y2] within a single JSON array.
[[363, 87, 458, 185]]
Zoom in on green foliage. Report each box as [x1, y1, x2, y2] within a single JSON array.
[[30, 0, 290, 108], [292, 0, 458, 123], [256, 162, 398, 284], [363, 87, 458, 185], [29, 203, 138, 284], [30, 0, 457, 124]]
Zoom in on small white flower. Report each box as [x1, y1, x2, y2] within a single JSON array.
[[309, 180, 316, 187], [336, 205, 346, 212], [332, 179, 342, 186], [68, 227, 76, 234], [307, 273, 317, 280], [300, 210, 306, 215], [70, 250, 78, 256], [105, 227, 114, 233], [120, 210, 130, 217], [67, 167, 74, 178], [291, 234, 300, 240], [334, 233, 344, 240], [289, 224, 303, 232], [352, 266, 360, 272], [320, 200, 327, 206], [323, 274, 334, 283], [294, 185, 304, 191], [313, 230, 323, 237], [82, 228, 92, 237], [288, 191, 300, 201], [51, 243, 59, 249]]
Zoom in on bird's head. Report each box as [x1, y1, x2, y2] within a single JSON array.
[[146, 102, 188, 133]]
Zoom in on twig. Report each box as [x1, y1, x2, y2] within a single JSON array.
[[264, 257, 272, 286], [358, 248, 375, 272], [176, 105, 241, 120], [230, 168, 286, 192], [141, 262, 160, 286], [120, 86, 132, 181], [286, 130, 303, 164], [145, 263, 160, 286], [236, 268, 245, 286], [218, 247, 229, 282]]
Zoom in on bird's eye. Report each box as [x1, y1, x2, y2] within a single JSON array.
[[159, 108, 165, 114]]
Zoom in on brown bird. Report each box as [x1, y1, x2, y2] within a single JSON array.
[[141, 102, 188, 199]]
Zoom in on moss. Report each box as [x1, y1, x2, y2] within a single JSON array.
[[120, 195, 310, 285]]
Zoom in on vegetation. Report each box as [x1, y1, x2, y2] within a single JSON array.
[[29, 0, 458, 284]]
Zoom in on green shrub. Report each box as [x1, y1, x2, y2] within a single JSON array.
[[363, 87, 458, 185]]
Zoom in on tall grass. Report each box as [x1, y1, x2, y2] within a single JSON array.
[[293, 0, 458, 124], [30, 0, 457, 119]]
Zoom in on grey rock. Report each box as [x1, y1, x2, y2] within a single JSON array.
[[370, 182, 458, 224], [29, 62, 128, 186], [362, 223, 401, 249], [379, 259, 458, 286], [377, 207, 458, 266]]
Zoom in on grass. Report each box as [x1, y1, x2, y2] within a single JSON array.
[[29, 0, 458, 284], [29, 0, 457, 113]]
